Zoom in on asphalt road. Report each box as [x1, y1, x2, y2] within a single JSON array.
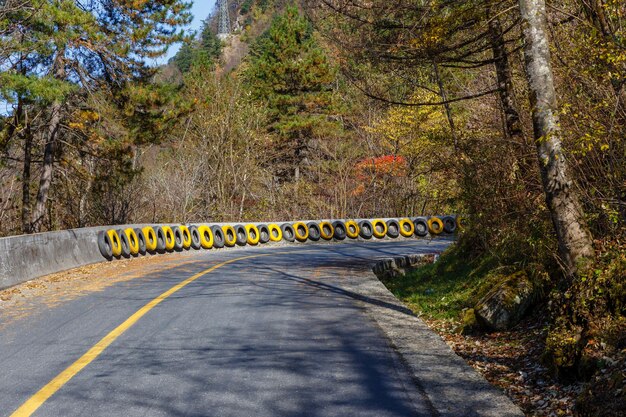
[[0, 238, 522, 417]]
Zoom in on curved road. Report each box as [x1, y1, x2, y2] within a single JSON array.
[[0, 239, 522, 417]]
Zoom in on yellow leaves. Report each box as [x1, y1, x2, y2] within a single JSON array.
[[367, 90, 447, 154]]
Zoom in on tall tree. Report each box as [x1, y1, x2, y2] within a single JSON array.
[[243, 5, 337, 182], [519, 0, 594, 275]]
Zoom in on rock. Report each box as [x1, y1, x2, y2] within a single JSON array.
[[372, 253, 437, 280], [474, 271, 536, 331], [457, 308, 480, 335]]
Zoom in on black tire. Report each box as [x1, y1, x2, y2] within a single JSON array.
[[210, 226, 225, 248], [189, 225, 202, 250], [332, 221, 347, 240], [171, 226, 184, 252], [307, 222, 321, 241], [257, 224, 271, 244], [97, 230, 113, 260], [386, 219, 400, 238], [154, 226, 167, 253], [233, 224, 247, 246], [133, 228, 147, 255], [412, 217, 428, 237], [442, 216, 457, 234], [281, 223, 296, 242], [358, 220, 373, 239], [117, 229, 131, 258]]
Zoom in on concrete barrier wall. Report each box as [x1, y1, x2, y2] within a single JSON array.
[[0, 225, 147, 290]]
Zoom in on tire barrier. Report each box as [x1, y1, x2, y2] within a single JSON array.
[[171, 226, 184, 252], [180, 225, 192, 250], [134, 228, 147, 255], [441, 216, 457, 234], [234, 224, 248, 246], [97, 230, 114, 260], [398, 218, 414, 237], [319, 221, 334, 240], [198, 225, 214, 249], [412, 217, 428, 237], [345, 220, 359, 239], [189, 226, 202, 250], [143, 227, 158, 253], [281, 223, 296, 242], [332, 221, 347, 240], [385, 219, 400, 239], [154, 226, 167, 253], [307, 222, 321, 241], [456, 216, 467, 231], [371, 219, 388, 239], [358, 220, 373, 239], [222, 225, 237, 247], [211, 225, 225, 248], [245, 224, 260, 245], [427, 217, 444, 235], [117, 229, 132, 258], [293, 222, 309, 242], [268, 224, 283, 242], [96, 215, 462, 260], [162, 226, 176, 251], [257, 224, 271, 244]]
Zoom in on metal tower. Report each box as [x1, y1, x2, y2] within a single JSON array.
[[217, 0, 231, 38]]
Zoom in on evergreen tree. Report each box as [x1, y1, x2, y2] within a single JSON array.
[[243, 5, 337, 181], [171, 21, 222, 73], [0, 0, 191, 232]]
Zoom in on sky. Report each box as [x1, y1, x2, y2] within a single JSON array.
[[150, 1, 216, 66]]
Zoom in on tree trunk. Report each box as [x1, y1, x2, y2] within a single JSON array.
[[488, 16, 524, 143], [519, 0, 594, 276], [31, 100, 62, 231], [21, 110, 33, 234], [31, 51, 65, 232]]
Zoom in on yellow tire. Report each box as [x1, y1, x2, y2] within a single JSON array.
[[456, 216, 467, 231], [398, 218, 414, 237], [198, 225, 214, 249], [371, 219, 388, 239], [268, 224, 283, 242], [427, 217, 444, 235], [222, 225, 237, 247], [142, 227, 158, 252], [293, 222, 309, 242], [123, 228, 140, 255], [107, 229, 122, 257], [180, 225, 192, 249], [245, 224, 260, 245], [345, 220, 359, 239], [162, 226, 176, 251], [319, 221, 334, 240]]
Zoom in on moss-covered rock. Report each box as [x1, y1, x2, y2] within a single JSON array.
[[458, 308, 480, 335], [474, 271, 537, 331]]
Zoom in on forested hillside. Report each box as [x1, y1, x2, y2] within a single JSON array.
[[1, 1, 624, 415]]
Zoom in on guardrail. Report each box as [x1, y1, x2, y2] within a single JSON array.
[[0, 216, 464, 290]]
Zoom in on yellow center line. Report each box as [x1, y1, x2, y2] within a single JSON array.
[[10, 251, 286, 417]]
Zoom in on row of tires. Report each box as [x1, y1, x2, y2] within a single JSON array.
[[97, 216, 464, 260]]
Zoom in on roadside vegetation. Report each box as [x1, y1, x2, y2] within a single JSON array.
[[1, 1, 624, 415]]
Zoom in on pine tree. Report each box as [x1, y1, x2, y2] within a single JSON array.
[[243, 5, 337, 181]]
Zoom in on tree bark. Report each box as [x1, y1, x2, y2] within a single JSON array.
[[488, 16, 524, 143], [31, 51, 65, 231], [21, 108, 33, 234], [519, 0, 594, 275]]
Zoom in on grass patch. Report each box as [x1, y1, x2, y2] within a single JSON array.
[[381, 245, 502, 321]]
